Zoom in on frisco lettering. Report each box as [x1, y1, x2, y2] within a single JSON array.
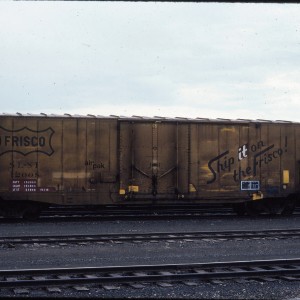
[[0, 135, 46, 147], [207, 140, 286, 184]]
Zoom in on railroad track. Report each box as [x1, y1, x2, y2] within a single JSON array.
[[38, 205, 300, 220], [40, 205, 235, 218], [1, 228, 300, 246], [2, 205, 300, 221], [0, 258, 300, 290]]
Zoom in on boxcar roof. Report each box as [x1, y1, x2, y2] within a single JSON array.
[[0, 112, 297, 125]]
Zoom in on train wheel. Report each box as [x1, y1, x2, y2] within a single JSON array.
[[263, 198, 283, 215], [281, 198, 296, 216], [263, 198, 296, 216], [232, 203, 246, 216], [245, 202, 263, 216], [22, 205, 41, 220]]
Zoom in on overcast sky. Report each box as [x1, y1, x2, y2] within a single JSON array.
[[1, 2, 300, 121]]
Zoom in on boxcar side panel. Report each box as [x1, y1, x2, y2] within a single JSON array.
[[279, 124, 295, 194], [295, 125, 300, 193], [2, 116, 300, 213], [0, 116, 118, 206], [119, 121, 190, 201], [177, 123, 189, 195], [191, 123, 245, 201], [0, 117, 13, 194]]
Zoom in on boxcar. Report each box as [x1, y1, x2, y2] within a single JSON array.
[[0, 113, 299, 218]]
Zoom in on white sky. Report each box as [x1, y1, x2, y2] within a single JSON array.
[[1, 2, 300, 121]]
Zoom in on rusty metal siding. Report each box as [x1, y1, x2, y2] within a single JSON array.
[[260, 124, 281, 193], [237, 124, 250, 187], [0, 116, 118, 205], [0, 117, 13, 192], [119, 121, 132, 193], [244, 123, 294, 197], [119, 121, 189, 198], [279, 124, 295, 191], [191, 123, 243, 197], [156, 123, 177, 194], [295, 125, 300, 190], [188, 122, 297, 200], [177, 123, 189, 195], [1, 114, 300, 206], [38, 118, 62, 193], [118, 120, 300, 201]]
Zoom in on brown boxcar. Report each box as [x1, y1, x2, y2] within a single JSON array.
[[0, 113, 299, 218]]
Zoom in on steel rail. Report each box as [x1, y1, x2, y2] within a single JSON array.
[[1, 228, 300, 245], [37, 206, 300, 220], [0, 258, 300, 288], [40, 207, 234, 217]]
